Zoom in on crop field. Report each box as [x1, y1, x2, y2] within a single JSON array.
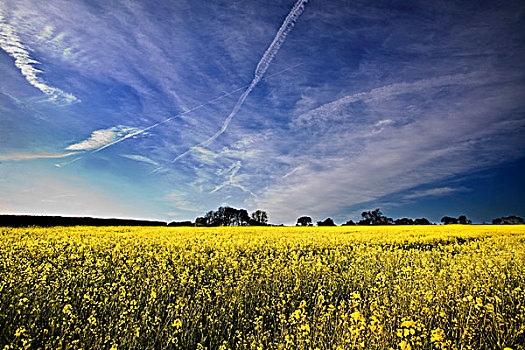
[[1, 225, 524, 350]]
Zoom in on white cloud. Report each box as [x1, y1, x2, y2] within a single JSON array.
[[120, 154, 159, 166], [254, 72, 525, 223], [0, 13, 79, 105], [66, 129, 116, 151], [211, 161, 256, 197], [292, 73, 491, 128], [404, 186, 468, 199], [374, 119, 393, 127], [36, 25, 53, 40], [65, 126, 141, 151], [1, 0, 522, 224], [282, 166, 303, 179]]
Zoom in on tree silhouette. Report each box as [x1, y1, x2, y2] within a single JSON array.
[[492, 215, 524, 224], [441, 216, 458, 225], [168, 221, 193, 227], [195, 216, 208, 227], [414, 218, 431, 225], [0, 215, 167, 227], [441, 215, 470, 225], [250, 210, 268, 226], [395, 218, 414, 225], [296, 216, 313, 226], [203, 210, 218, 226], [342, 219, 356, 226], [457, 215, 471, 225], [317, 218, 336, 226], [359, 209, 393, 225], [236, 209, 250, 226], [197, 207, 251, 226]]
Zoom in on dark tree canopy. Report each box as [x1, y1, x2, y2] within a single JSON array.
[[414, 218, 431, 225], [441, 216, 471, 224], [196, 207, 251, 226], [167, 221, 193, 227], [296, 216, 313, 226], [0, 215, 167, 227], [195, 216, 208, 227], [190, 206, 514, 228], [441, 216, 458, 225], [250, 210, 268, 226], [457, 215, 472, 225], [317, 218, 336, 226], [392, 217, 431, 225], [395, 218, 414, 225], [492, 215, 524, 224], [359, 209, 393, 225]]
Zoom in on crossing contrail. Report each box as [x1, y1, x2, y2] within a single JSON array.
[[56, 0, 308, 168], [55, 63, 302, 168], [170, 0, 309, 163]]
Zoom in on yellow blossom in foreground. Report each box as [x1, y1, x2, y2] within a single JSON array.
[[0, 225, 524, 349]]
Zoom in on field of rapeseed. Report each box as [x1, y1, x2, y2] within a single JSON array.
[[0, 225, 524, 349]]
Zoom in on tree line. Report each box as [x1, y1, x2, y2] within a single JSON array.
[[297, 210, 524, 226], [296, 209, 431, 226], [492, 215, 524, 224], [0, 215, 167, 228], [194, 207, 268, 227], [185, 207, 524, 227], [1, 210, 522, 228]]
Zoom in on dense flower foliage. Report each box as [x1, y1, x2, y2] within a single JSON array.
[[1, 225, 524, 349]]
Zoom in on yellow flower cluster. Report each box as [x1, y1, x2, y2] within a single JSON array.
[[0, 225, 524, 349]]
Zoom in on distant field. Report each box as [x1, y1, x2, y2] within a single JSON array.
[[1, 225, 524, 349]]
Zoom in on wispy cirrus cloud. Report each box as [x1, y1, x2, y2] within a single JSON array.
[[1, 0, 523, 223], [211, 161, 256, 197], [0, 13, 79, 105], [292, 72, 492, 128], [253, 69, 525, 223], [0, 151, 76, 161], [169, 0, 309, 162], [120, 154, 159, 166], [404, 186, 469, 200]]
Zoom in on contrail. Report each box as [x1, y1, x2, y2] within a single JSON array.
[[170, 0, 309, 163], [55, 86, 247, 167], [55, 63, 302, 168]]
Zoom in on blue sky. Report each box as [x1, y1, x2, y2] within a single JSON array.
[[1, 0, 524, 224]]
